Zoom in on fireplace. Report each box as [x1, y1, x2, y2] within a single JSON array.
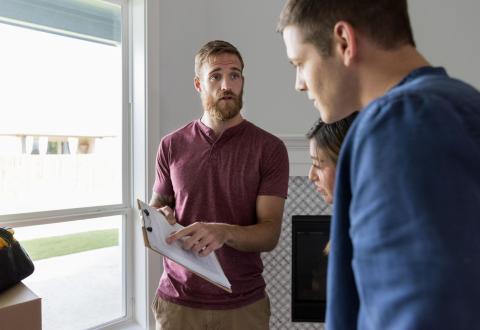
[[291, 215, 331, 323]]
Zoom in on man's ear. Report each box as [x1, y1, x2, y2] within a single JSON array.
[[333, 21, 357, 67], [194, 76, 201, 92]]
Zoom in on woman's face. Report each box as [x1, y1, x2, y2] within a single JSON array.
[[308, 140, 337, 204]]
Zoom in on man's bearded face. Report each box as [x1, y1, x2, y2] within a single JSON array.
[[202, 88, 243, 121]]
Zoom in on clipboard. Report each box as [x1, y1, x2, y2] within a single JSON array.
[[136, 199, 232, 293]]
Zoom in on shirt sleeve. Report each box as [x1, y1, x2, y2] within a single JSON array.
[[152, 136, 174, 197], [257, 139, 289, 199]]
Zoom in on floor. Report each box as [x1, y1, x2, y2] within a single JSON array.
[[23, 246, 124, 330]]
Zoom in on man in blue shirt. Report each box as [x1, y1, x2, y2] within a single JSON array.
[[277, 1, 480, 329]]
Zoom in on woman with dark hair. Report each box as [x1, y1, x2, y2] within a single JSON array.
[[306, 112, 357, 253]]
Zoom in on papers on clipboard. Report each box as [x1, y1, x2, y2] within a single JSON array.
[[136, 199, 232, 293]]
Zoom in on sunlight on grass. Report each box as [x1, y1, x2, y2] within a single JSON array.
[[21, 229, 118, 260]]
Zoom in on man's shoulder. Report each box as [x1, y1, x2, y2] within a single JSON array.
[[357, 71, 480, 134], [378, 69, 480, 112], [244, 121, 286, 149], [161, 120, 198, 144], [344, 70, 480, 164]]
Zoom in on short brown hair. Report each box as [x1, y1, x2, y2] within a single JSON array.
[[306, 112, 358, 164], [277, 0, 415, 56], [194, 40, 244, 77]]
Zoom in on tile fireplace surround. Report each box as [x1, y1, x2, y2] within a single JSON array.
[[263, 176, 331, 330]]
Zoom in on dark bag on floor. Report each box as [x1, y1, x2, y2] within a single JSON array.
[[0, 227, 35, 292]]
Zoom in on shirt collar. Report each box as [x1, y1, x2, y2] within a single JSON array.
[[196, 118, 249, 143], [394, 66, 447, 89]]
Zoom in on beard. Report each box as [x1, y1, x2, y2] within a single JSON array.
[[202, 89, 243, 121]]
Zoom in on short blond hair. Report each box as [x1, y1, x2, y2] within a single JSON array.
[[194, 40, 244, 77]]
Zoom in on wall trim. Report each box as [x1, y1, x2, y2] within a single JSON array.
[[278, 134, 308, 150], [277, 134, 310, 177]]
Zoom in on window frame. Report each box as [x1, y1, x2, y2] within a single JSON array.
[[0, 0, 134, 328]]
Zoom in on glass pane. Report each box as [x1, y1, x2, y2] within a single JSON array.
[[15, 216, 125, 330], [0, 12, 123, 215]]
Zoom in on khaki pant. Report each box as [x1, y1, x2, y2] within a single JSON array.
[[152, 294, 271, 330]]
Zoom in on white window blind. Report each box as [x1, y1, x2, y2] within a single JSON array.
[[0, 0, 121, 45]]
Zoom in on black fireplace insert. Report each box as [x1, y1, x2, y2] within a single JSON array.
[[291, 215, 331, 323]]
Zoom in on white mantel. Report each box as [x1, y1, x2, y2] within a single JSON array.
[[279, 135, 310, 177]]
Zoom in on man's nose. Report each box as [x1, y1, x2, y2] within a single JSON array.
[[220, 77, 231, 90], [295, 68, 307, 92]]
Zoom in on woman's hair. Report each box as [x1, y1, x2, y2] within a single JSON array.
[[306, 112, 358, 255], [306, 112, 358, 164]]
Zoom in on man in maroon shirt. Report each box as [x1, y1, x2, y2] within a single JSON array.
[[149, 40, 289, 329]]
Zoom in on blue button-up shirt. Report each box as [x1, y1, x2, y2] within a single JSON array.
[[327, 67, 480, 330]]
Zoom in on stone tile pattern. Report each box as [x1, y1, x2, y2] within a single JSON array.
[[262, 176, 331, 330]]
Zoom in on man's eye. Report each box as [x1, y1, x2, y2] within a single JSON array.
[[230, 73, 240, 80], [209, 74, 220, 81]]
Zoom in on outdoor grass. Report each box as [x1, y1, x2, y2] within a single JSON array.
[[21, 229, 119, 261]]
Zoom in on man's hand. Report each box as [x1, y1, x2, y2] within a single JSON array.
[[158, 206, 176, 225], [166, 222, 230, 257]]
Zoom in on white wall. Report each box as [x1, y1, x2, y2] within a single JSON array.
[[409, 0, 480, 90], [155, 1, 208, 137], [153, 0, 480, 139], [155, 0, 314, 138]]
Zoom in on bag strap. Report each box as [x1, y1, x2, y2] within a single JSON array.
[[0, 227, 14, 246]]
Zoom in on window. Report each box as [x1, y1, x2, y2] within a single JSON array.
[[0, 20, 123, 214], [16, 217, 125, 329], [0, 1, 130, 329]]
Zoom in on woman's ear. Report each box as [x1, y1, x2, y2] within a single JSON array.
[[332, 21, 357, 67]]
